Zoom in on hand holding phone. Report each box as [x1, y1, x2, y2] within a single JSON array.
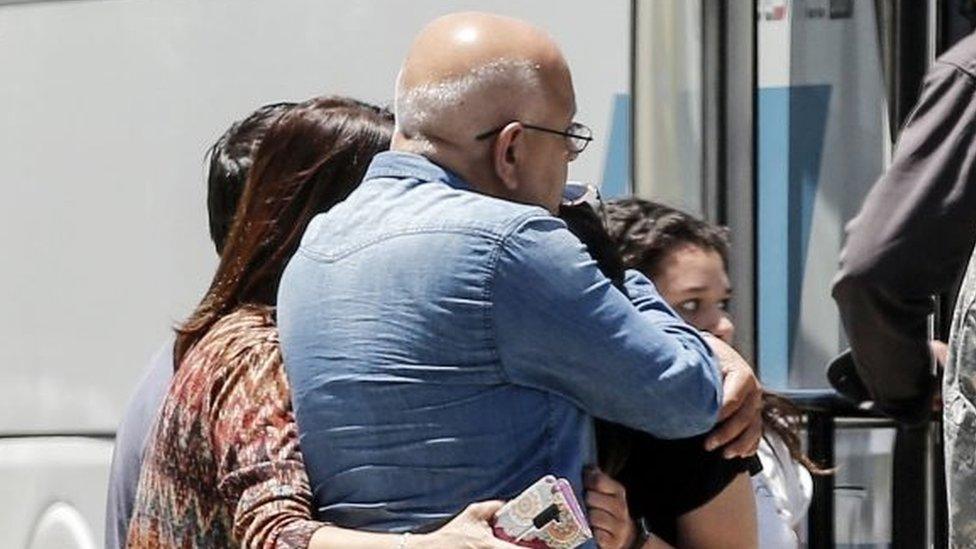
[[492, 475, 593, 549]]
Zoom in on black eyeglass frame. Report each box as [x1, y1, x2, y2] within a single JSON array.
[[475, 121, 594, 154]]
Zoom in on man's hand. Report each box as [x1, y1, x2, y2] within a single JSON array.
[[930, 340, 948, 367], [584, 467, 637, 549], [931, 340, 948, 413], [703, 334, 763, 458]]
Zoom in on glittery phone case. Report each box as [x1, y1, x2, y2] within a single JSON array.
[[492, 475, 592, 549]]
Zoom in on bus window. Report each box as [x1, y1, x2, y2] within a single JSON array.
[[632, 0, 705, 215], [757, 2, 893, 546], [757, 0, 886, 390]]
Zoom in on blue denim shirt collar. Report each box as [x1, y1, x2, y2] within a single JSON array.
[[364, 151, 471, 191]]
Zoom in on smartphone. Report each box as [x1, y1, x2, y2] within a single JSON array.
[[492, 475, 592, 549]]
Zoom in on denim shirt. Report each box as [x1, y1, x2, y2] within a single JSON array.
[[278, 151, 722, 537]]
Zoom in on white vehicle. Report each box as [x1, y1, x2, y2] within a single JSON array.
[[1, 0, 951, 547]]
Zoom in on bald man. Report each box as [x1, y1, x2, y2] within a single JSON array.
[[278, 12, 761, 543]]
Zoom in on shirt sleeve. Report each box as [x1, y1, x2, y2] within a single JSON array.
[[210, 342, 324, 548], [491, 215, 723, 439], [832, 60, 976, 423], [614, 428, 755, 546]]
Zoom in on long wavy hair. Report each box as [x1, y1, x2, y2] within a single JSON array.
[[174, 96, 394, 366]]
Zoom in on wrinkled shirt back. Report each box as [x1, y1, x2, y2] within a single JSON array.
[[278, 152, 721, 538]]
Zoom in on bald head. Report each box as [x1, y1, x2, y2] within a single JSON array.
[[397, 12, 565, 93], [394, 12, 574, 152], [394, 12, 577, 213]]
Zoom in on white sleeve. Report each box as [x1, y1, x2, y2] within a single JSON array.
[[753, 475, 800, 549]]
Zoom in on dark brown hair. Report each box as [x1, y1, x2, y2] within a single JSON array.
[[604, 198, 730, 277], [604, 197, 831, 475], [174, 96, 394, 365], [762, 393, 833, 475], [206, 102, 296, 253]]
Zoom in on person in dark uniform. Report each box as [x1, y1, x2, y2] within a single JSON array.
[[832, 31, 976, 545]]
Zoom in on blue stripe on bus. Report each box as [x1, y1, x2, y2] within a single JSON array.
[[788, 85, 831, 381], [758, 86, 791, 389], [600, 93, 631, 199], [758, 84, 831, 389]]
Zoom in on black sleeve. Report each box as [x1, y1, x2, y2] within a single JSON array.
[[609, 425, 759, 546], [833, 58, 976, 424]]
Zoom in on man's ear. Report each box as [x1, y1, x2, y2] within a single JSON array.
[[491, 122, 523, 192]]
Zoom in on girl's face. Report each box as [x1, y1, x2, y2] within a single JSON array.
[[651, 243, 735, 344]]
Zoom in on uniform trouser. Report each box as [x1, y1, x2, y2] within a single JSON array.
[[946, 249, 976, 547]]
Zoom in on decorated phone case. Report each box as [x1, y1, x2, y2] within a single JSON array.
[[492, 475, 593, 549]]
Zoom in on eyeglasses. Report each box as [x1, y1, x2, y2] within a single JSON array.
[[475, 121, 594, 157]]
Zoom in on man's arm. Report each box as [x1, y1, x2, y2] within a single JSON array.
[[833, 60, 976, 423], [492, 215, 723, 439], [560, 200, 762, 457]]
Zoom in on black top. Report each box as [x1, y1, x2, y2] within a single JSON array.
[[601, 422, 760, 546]]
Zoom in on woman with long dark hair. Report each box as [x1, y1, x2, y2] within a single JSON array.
[[127, 96, 518, 548]]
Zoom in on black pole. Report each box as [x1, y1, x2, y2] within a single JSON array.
[[807, 412, 835, 549], [889, 0, 929, 130], [886, 3, 933, 547], [933, 420, 948, 549], [892, 424, 929, 548]]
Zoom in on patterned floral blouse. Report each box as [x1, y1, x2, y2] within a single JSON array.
[[127, 305, 322, 548]]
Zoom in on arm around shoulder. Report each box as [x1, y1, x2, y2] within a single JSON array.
[[491, 215, 722, 438]]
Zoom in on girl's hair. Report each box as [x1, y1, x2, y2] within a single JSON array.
[[604, 198, 730, 277], [604, 197, 831, 475], [174, 96, 394, 366], [763, 393, 833, 475]]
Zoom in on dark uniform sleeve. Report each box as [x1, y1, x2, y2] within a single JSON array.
[[833, 53, 976, 424]]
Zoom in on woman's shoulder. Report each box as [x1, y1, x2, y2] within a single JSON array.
[[206, 304, 277, 339], [176, 305, 281, 387], [192, 305, 279, 357]]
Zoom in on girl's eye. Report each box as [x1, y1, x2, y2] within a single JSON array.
[[679, 299, 700, 313], [719, 299, 731, 311]]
